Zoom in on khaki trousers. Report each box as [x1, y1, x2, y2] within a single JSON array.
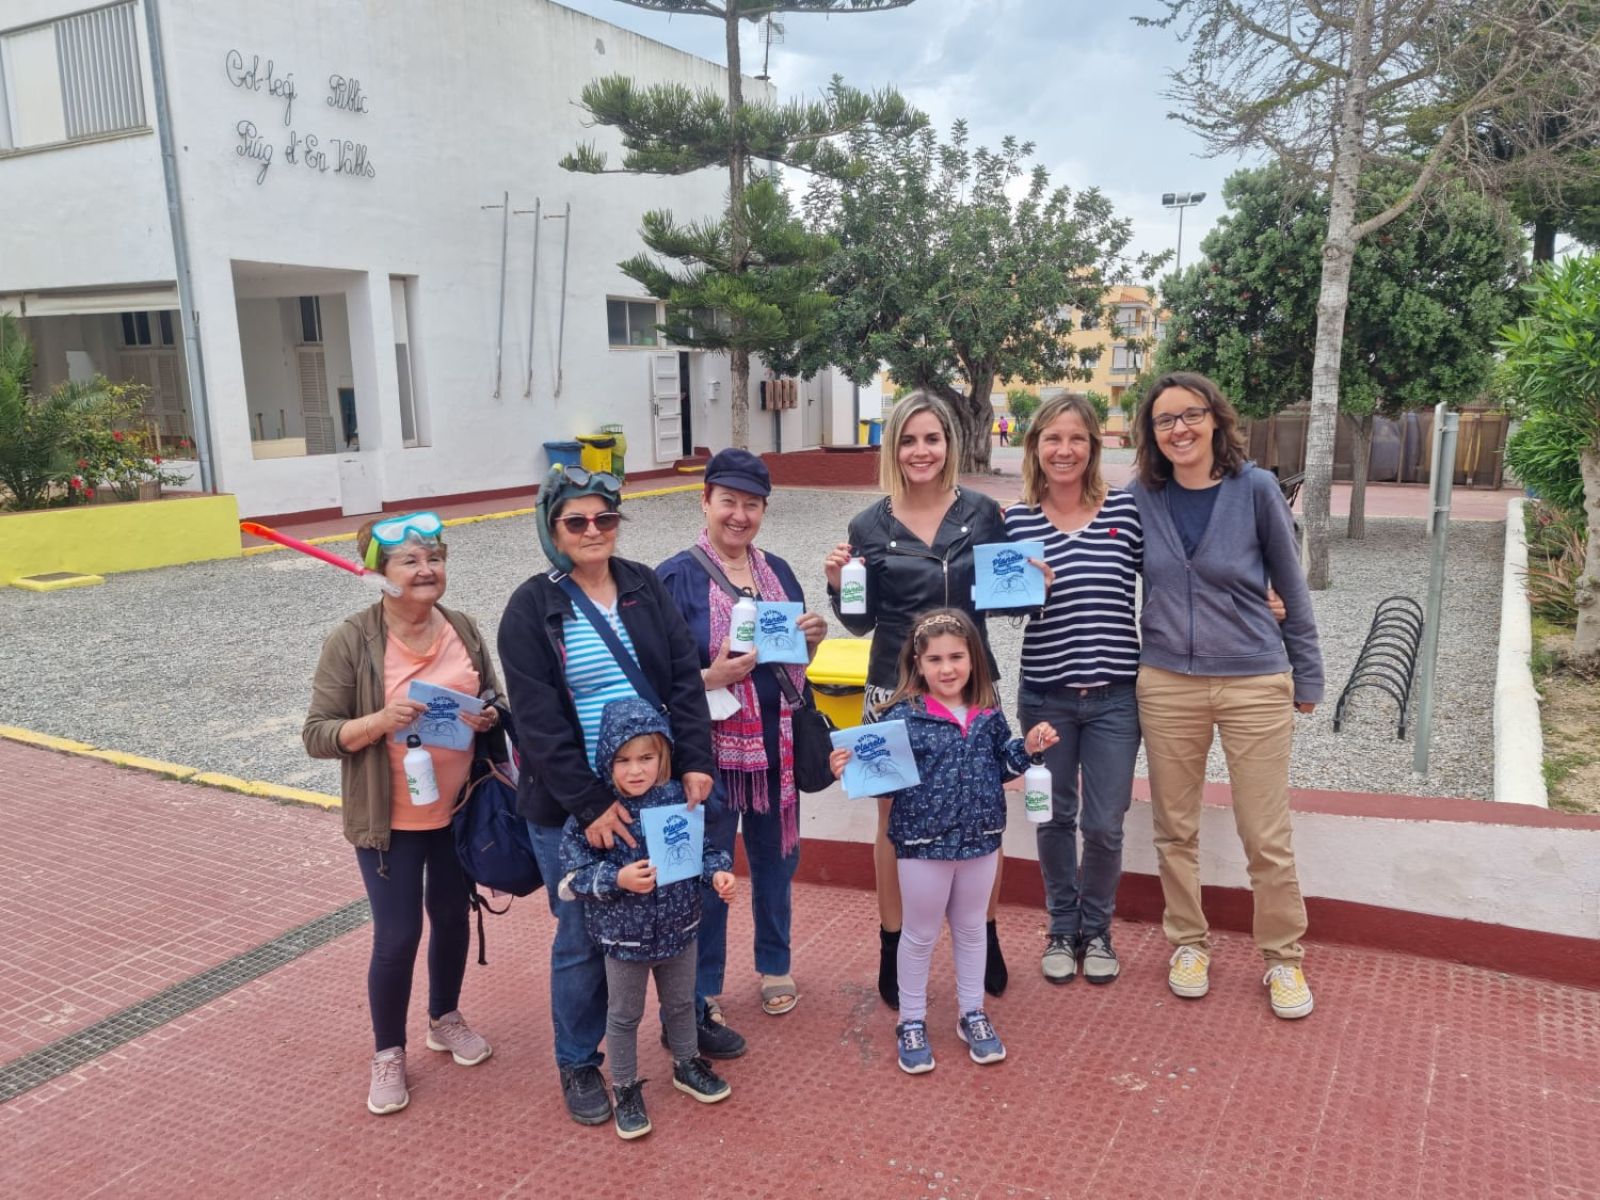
[[1136, 666, 1307, 964]]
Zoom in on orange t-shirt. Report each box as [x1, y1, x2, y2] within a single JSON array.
[[384, 620, 479, 832]]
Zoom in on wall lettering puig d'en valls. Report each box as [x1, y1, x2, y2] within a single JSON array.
[[226, 50, 376, 186]]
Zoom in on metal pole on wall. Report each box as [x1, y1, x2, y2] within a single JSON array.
[[553, 202, 571, 398], [482, 191, 509, 398], [142, 0, 216, 492], [521, 198, 541, 397], [1412, 411, 1459, 775]]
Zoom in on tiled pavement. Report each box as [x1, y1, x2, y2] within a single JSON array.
[[2, 742, 1596, 1200]]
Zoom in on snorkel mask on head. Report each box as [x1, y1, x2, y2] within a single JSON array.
[[535, 464, 623, 574], [364, 510, 445, 570]]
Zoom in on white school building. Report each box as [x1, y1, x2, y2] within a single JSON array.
[[1, 0, 856, 519]]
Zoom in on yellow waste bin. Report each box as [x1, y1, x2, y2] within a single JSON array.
[[575, 434, 617, 475], [806, 637, 873, 728], [599, 423, 627, 480]]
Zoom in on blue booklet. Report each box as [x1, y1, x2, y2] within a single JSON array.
[[972, 540, 1046, 609], [754, 601, 808, 664], [829, 720, 922, 799], [640, 803, 705, 887], [391, 681, 483, 751]]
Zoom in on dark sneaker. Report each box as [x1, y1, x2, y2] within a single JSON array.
[[559, 1064, 612, 1126], [956, 1009, 1007, 1065], [672, 1056, 731, 1104], [984, 919, 1009, 997], [660, 1013, 747, 1060], [1041, 934, 1078, 984], [613, 1080, 651, 1140], [896, 1020, 935, 1075], [1081, 932, 1120, 984]]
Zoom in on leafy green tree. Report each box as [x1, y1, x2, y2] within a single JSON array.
[[562, 2, 922, 449], [1142, 0, 1600, 586], [801, 121, 1143, 471], [1498, 255, 1600, 664], [1160, 165, 1524, 539]]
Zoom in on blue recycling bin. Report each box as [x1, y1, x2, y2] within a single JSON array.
[[867, 419, 884, 447], [543, 440, 582, 470]]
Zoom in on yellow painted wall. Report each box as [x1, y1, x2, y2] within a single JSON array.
[[0, 494, 241, 585]]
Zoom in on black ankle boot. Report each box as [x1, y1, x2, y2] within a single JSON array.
[[878, 926, 901, 1009], [984, 919, 1009, 997]]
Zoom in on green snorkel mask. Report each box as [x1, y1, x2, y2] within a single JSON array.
[[535, 464, 623, 574]]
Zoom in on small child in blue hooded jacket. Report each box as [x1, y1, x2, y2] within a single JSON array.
[[831, 608, 1057, 1076], [559, 697, 736, 1140]]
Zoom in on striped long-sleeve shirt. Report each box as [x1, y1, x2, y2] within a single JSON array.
[[1004, 489, 1143, 689]]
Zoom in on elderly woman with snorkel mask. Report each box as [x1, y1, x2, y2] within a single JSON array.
[[304, 511, 504, 1117], [498, 464, 717, 1128]]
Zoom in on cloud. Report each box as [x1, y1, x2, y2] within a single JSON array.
[[553, 0, 1269, 266]]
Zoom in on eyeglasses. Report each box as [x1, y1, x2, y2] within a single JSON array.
[[366, 511, 443, 568], [1152, 406, 1211, 433], [555, 511, 623, 535]]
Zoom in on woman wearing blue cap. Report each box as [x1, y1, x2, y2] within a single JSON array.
[[498, 464, 717, 1127], [658, 448, 828, 1049]]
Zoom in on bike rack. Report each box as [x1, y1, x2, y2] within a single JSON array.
[[1333, 595, 1424, 738]]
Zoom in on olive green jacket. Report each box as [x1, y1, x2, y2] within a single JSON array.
[[302, 602, 500, 850]]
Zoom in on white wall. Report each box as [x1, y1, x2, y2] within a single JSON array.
[[4, 0, 766, 515]]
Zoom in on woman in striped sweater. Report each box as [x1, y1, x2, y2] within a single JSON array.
[[1005, 394, 1145, 987]]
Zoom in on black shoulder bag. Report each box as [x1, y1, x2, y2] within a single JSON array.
[[688, 546, 837, 794]]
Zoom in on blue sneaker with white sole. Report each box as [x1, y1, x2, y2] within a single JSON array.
[[957, 1009, 1006, 1064], [896, 1019, 935, 1074]]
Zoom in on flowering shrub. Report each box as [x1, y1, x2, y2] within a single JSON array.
[[68, 385, 187, 503]]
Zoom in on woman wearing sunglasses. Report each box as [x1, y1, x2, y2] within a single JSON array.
[[657, 449, 829, 1043], [1128, 372, 1324, 1021], [497, 464, 717, 1128], [303, 512, 503, 1116]]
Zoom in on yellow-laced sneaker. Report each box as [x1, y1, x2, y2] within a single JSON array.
[[1167, 945, 1211, 998], [1264, 963, 1314, 1019]]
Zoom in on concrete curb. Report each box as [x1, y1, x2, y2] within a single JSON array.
[[1494, 498, 1549, 807], [0, 724, 342, 810]]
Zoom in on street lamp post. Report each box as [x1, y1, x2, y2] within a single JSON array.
[[1161, 191, 1207, 276]]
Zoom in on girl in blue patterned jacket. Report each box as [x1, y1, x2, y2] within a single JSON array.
[[830, 609, 1058, 1075], [559, 697, 736, 1140]]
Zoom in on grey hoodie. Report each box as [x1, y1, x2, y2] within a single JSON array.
[[1129, 465, 1324, 704]]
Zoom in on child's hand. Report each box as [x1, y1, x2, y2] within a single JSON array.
[[617, 859, 657, 894], [829, 747, 853, 779], [712, 871, 736, 903], [1026, 722, 1059, 756]]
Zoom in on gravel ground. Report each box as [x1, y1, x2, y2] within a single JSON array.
[[0, 488, 1501, 799]]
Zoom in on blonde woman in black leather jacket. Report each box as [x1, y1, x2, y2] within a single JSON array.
[[824, 390, 1012, 1010]]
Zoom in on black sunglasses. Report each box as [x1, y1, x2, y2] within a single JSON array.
[[555, 512, 623, 535]]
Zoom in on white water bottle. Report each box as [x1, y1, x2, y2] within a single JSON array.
[[840, 557, 867, 615], [403, 734, 440, 805], [729, 594, 758, 654], [1023, 757, 1052, 824]]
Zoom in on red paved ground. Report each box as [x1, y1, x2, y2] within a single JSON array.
[[3, 744, 1596, 1199]]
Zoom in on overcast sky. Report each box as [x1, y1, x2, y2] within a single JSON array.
[[553, 0, 1264, 272]]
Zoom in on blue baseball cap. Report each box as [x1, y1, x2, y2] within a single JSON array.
[[703, 448, 771, 498]]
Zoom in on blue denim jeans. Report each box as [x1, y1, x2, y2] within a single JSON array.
[[1016, 681, 1142, 942], [695, 772, 798, 1018], [527, 819, 608, 1070]]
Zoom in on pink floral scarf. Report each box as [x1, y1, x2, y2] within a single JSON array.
[[699, 529, 806, 855]]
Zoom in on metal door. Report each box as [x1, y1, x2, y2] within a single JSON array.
[[650, 353, 681, 462]]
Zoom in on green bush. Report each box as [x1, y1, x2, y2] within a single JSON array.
[[1523, 500, 1588, 626], [1084, 390, 1111, 425], [1005, 388, 1040, 424], [1506, 406, 1586, 515]]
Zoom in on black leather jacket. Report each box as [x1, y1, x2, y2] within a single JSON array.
[[828, 488, 1010, 690]]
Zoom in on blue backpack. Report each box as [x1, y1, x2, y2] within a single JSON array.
[[451, 702, 541, 963]]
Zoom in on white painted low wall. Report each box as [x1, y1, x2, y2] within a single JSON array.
[[799, 786, 1600, 942], [1495, 497, 1549, 807]]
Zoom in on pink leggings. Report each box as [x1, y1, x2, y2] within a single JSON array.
[[895, 852, 999, 1024]]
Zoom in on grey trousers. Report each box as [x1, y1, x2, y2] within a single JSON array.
[[604, 943, 698, 1087]]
